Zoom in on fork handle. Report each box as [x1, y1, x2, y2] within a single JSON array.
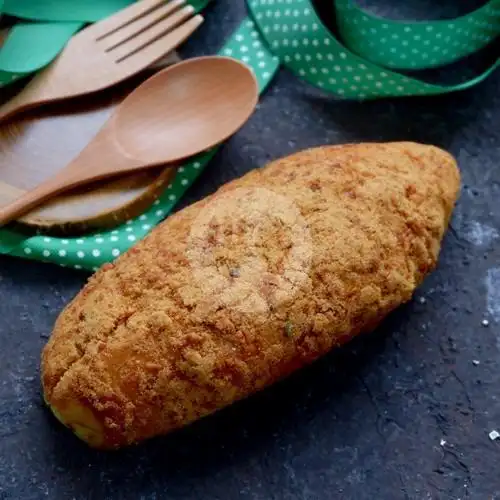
[[0, 72, 51, 123], [0, 86, 32, 123]]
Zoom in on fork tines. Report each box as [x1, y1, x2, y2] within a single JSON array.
[[96, 0, 186, 40], [90, 0, 199, 62]]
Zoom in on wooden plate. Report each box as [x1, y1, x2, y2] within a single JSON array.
[[0, 33, 180, 235]]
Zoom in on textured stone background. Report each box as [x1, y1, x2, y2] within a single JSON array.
[[1, 1, 499, 498]]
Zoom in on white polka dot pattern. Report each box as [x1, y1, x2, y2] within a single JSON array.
[[247, 0, 500, 99], [335, 0, 500, 70]]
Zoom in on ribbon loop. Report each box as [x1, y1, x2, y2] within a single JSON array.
[[247, 0, 500, 99], [335, 0, 500, 70]]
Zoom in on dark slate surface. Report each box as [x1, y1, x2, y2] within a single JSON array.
[[1, 1, 500, 499]]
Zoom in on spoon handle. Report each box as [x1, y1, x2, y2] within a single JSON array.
[[0, 145, 158, 226], [0, 172, 78, 226]]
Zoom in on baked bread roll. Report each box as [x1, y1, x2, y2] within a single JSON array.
[[42, 142, 460, 449]]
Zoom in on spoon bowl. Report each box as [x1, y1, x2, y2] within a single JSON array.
[[0, 56, 259, 226], [112, 56, 259, 164]]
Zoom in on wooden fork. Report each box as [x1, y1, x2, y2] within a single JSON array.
[[0, 0, 203, 122]]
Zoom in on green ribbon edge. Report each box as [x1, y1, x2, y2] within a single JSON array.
[[2, 0, 211, 21], [2, 0, 136, 22]]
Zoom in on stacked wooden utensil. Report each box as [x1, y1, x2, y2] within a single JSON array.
[[0, 0, 258, 234]]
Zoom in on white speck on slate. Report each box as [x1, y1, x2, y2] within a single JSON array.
[[489, 430, 499, 441], [419, 297, 426, 304], [465, 221, 499, 247], [440, 439, 446, 446], [485, 269, 500, 332], [472, 360, 480, 366], [482, 319, 489, 327]]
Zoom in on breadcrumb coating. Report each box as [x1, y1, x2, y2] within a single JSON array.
[[41, 142, 460, 449]]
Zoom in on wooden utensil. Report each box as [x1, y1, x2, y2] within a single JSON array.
[[0, 56, 259, 226], [0, 35, 181, 235], [0, 0, 203, 123]]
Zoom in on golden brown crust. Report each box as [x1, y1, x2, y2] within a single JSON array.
[[41, 142, 460, 449]]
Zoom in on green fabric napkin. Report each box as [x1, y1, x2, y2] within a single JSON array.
[[0, 22, 82, 73], [2, 0, 134, 22], [0, 0, 499, 271]]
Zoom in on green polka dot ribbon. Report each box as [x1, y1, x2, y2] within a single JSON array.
[[247, 0, 500, 99], [1, 0, 499, 271]]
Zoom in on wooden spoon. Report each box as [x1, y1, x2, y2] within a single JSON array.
[[0, 56, 258, 226]]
